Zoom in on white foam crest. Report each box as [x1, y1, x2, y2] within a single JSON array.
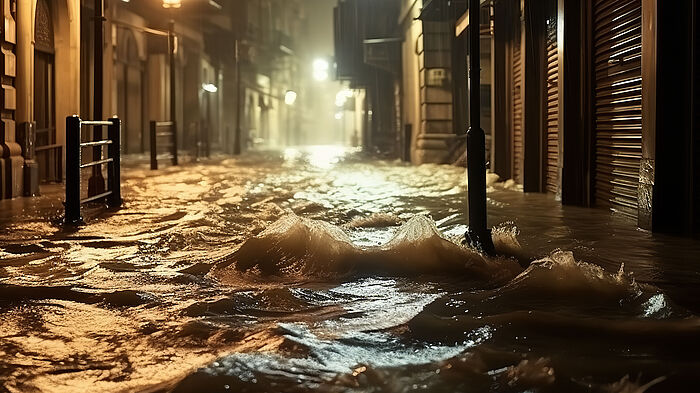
[[491, 222, 522, 256], [211, 214, 522, 283], [505, 250, 641, 297]]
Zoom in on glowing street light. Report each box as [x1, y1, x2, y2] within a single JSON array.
[[162, 0, 181, 8], [202, 83, 218, 93], [335, 89, 353, 107], [285, 90, 297, 146], [163, 0, 181, 163], [284, 90, 297, 106], [312, 58, 329, 81]]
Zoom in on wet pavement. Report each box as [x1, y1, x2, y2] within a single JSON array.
[[1, 147, 699, 393]]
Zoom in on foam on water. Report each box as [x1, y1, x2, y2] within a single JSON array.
[[211, 214, 522, 283], [504, 250, 641, 299]]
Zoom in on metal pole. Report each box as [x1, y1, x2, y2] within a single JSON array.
[[233, 39, 242, 155], [465, 0, 495, 254], [169, 18, 179, 165], [65, 116, 83, 226], [88, 0, 105, 196], [107, 117, 122, 208], [150, 121, 158, 170]]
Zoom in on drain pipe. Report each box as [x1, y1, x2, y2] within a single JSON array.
[[464, 0, 495, 255]]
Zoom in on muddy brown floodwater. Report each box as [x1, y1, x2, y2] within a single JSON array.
[[1, 146, 699, 393]]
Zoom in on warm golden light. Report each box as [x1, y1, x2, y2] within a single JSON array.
[[162, 0, 181, 8], [284, 90, 297, 106]]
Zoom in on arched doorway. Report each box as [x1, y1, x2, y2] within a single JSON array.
[[115, 30, 145, 154], [34, 0, 60, 183]]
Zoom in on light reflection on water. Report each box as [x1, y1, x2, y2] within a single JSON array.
[[0, 146, 699, 393]]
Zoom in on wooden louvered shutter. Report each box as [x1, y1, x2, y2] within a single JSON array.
[[544, 19, 559, 194], [696, 92, 700, 231], [592, 0, 642, 218], [512, 29, 524, 184]]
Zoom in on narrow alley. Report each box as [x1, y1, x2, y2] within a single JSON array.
[[2, 0, 700, 392]]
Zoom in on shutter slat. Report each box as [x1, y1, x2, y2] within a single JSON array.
[[544, 21, 559, 194], [593, 0, 642, 219], [512, 32, 524, 184]]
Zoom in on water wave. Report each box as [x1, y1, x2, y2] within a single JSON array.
[[210, 214, 522, 283]]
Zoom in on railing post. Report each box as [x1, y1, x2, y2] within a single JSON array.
[[65, 116, 83, 225], [150, 121, 158, 170], [172, 121, 178, 166], [107, 117, 122, 208]]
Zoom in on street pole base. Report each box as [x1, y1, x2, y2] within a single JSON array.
[[63, 216, 85, 228], [106, 198, 123, 210], [464, 226, 495, 255]]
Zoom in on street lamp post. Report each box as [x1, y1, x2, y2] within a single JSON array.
[[168, 19, 178, 164], [464, 0, 495, 254], [88, 0, 105, 196], [163, 0, 180, 164]]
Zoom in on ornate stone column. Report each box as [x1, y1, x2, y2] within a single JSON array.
[[1, 0, 22, 199], [16, 0, 38, 196]]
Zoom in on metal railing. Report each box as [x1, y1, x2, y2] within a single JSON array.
[[35, 126, 64, 183], [65, 116, 122, 225], [150, 120, 178, 170]]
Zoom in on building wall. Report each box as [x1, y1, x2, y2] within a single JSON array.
[[400, 0, 422, 163], [400, 0, 456, 164], [1, 0, 20, 199], [1, 0, 311, 201], [1, 0, 80, 200], [486, 0, 700, 233]]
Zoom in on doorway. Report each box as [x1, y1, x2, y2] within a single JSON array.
[[116, 31, 145, 154], [34, 0, 61, 183]]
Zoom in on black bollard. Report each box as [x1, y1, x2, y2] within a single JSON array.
[[464, 0, 495, 254], [150, 121, 158, 170], [65, 116, 83, 226], [171, 121, 179, 165]]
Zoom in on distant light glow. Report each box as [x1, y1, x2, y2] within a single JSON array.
[[202, 83, 218, 93], [308, 145, 346, 169], [283, 148, 302, 161], [313, 58, 329, 81], [285, 90, 297, 106], [313, 59, 329, 71], [162, 0, 181, 8], [335, 89, 353, 107], [334, 112, 343, 120]]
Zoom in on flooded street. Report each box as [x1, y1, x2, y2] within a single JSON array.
[[1, 147, 699, 393]]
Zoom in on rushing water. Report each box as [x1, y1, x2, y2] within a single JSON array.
[[1, 146, 699, 393]]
